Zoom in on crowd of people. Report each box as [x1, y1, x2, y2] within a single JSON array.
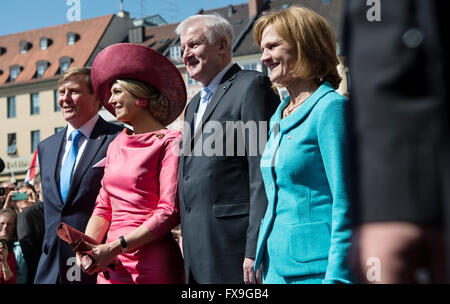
[[1, 1, 448, 285]]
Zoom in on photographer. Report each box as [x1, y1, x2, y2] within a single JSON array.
[[3, 182, 38, 214], [0, 209, 17, 284], [2, 182, 38, 283], [0, 182, 16, 209]]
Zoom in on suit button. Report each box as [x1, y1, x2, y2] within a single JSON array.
[[184, 176, 189, 181], [186, 207, 191, 212]]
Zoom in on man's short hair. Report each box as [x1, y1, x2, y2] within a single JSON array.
[[58, 67, 94, 94], [176, 14, 233, 55]]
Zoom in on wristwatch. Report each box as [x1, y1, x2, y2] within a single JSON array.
[[119, 236, 128, 253]]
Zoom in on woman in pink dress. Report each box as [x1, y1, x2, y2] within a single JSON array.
[[76, 43, 187, 284]]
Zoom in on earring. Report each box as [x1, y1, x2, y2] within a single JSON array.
[[135, 99, 148, 107]]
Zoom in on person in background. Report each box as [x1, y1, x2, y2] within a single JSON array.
[[17, 169, 45, 284], [3, 182, 38, 214], [2, 182, 39, 283], [0, 182, 16, 209], [34, 67, 123, 284], [176, 14, 279, 284], [77, 43, 186, 284], [252, 6, 353, 284], [0, 209, 18, 284]]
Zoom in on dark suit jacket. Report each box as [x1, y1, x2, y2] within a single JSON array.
[[17, 200, 44, 284], [34, 116, 123, 284], [344, 0, 449, 225], [179, 64, 280, 283]]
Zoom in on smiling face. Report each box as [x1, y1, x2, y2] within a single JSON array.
[[108, 82, 140, 123], [260, 25, 298, 88], [180, 21, 227, 86], [0, 213, 15, 240], [58, 74, 100, 129]]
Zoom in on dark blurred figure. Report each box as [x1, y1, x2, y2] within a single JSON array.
[[344, 0, 450, 283], [17, 170, 44, 284]]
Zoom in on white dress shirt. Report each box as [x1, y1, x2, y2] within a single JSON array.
[[57, 114, 99, 178], [194, 62, 234, 131]]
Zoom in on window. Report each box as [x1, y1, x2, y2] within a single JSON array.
[[30, 93, 40, 115], [170, 45, 181, 60], [54, 90, 60, 112], [67, 32, 78, 45], [9, 65, 22, 82], [7, 133, 17, 155], [55, 127, 64, 134], [243, 63, 259, 71], [40, 37, 48, 50], [19, 40, 30, 54], [36, 61, 49, 78], [31, 130, 40, 153], [186, 72, 199, 87], [7, 96, 16, 118], [58, 56, 73, 74]]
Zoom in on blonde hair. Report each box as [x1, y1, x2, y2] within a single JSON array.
[[253, 6, 341, 89], [115, 79, 169, 124]]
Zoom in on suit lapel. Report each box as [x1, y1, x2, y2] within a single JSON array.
[[50, 127, 67, 206], [191, 64, 241, 144], [279, 82, 334, 134], [64, 117, 108, 206]]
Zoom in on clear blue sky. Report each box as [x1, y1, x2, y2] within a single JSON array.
[[0, 0, 248, 36]]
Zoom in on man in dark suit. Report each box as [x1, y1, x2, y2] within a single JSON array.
[[34, 67, 123, 284], [344, 0, 450, 283], [176, 14, 279, 284]]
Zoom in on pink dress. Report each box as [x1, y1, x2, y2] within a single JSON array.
[[92, 128, 185, 284]]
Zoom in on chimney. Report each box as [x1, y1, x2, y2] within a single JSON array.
[[118, 0, 130, 18], [248, 0, 263, 18]]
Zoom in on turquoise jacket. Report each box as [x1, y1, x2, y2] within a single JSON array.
[[255, 82, 353, 284]]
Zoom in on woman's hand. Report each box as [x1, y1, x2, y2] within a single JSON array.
[[2, 192, 15, 210], [76, 240, 122, 275]]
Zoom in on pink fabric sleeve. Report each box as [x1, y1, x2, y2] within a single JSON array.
[[142, 136, 181, 237], [92, 153, 112, 223]]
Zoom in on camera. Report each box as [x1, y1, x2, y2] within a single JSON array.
[[12, 192, 28, 201], [0, 239, 8, 249]]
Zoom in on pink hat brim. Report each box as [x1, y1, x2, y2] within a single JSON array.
[[91, 43, 186, 126]]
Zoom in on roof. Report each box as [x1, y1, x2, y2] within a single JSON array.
[[233, 0, 344, 57], [151, 0, 343, 60], [0, 14, 114, 87], [140, 22, 179, 53]]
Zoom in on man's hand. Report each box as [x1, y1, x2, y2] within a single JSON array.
[[243, 257, 262, 284]]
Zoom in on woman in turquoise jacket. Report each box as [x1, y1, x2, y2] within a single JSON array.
[[253, 6, 353, 284]]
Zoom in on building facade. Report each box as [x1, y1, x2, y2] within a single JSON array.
[[0, 14, 132, 182]]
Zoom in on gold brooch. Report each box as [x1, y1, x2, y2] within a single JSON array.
[[154, 133, 165, 139]]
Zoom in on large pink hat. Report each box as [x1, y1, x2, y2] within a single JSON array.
[[91, 43, 186, 126]]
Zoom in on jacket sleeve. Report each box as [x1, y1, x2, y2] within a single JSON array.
[[240, 73, 280, 258], [317, 96, 354, 284]]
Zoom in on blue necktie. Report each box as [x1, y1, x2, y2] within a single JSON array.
[[194, 87, 213, 130], [59, 130, 83, 203]]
